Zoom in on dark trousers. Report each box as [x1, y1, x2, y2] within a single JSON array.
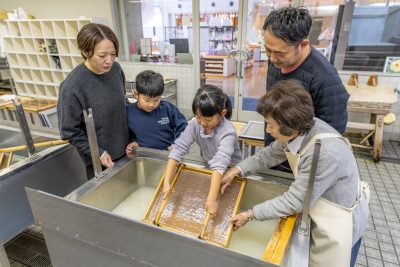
[[85, 164, 95, 180]]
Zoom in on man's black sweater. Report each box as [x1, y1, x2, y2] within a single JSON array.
[[265, 47, 349, 144]]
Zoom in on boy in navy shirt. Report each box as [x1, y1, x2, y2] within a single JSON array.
[[126, 70, 187, 153]]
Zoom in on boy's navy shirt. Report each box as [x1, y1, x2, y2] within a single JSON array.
[[127, 100, 187, 150]]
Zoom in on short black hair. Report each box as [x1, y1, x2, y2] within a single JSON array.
[[135, 70, 164, 97], [263, 7, 312, 46], [192, 84, 232, 119]]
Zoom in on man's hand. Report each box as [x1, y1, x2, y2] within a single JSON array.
[[221, 167, 241, 194], [126, 142, 139, 154], [100, 152, 114, 168]]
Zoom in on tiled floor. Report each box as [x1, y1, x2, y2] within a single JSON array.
[[355, 158, 400, 267], [5, 140, 400, 267]]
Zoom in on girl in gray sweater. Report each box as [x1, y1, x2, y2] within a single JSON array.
[[163, 85, 242, 216]]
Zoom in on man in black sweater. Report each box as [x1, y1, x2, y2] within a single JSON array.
[[263, 7, 349, 146]]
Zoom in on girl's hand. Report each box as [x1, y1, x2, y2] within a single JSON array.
[[100, 152, 114, 168], [163, 181, 171, 200], [229, 211, 251, 231], [125, 142, 139, 154], [205, 200, 218, 217], [162, 159, 179, 200], [221, 167, 241, 194], [167, 146, 173, 152]]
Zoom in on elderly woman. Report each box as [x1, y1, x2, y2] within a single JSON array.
[[221, 80, 369, 267]]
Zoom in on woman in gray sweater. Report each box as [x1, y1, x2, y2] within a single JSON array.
[[221, 80, 369, 267]]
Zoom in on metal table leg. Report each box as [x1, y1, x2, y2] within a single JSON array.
[[238, 139, 244, 157], [250, 145, 256, 156], [243, 143, 249, 158], [0, 245, 11, 267]]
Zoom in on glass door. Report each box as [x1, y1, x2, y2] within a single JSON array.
[[198, 1, 240, 120], [199, 0, 272, 122], [235, 0, 270, 122]]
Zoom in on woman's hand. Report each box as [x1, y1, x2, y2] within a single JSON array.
[[221, 166, 241, 194], [205, 200, 218, 217], [229, 210, 252, 231], [126, 142, 139, 154], [100, 152, 114, 168]]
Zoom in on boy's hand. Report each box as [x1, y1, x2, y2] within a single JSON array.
[[167, 146, 172, 152], [221, 167, 241, 194], [205, 200, 218, 217], [125, 142, 139, 154], [163, 181, 171, 200]]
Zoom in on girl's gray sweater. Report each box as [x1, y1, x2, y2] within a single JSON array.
[[238, 118, 369, 245], [169, 117, 242, 172]]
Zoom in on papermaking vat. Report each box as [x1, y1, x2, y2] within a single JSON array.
[[26, 148, 302, 267]]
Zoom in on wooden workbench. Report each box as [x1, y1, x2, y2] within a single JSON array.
[[345, 84, 398, 161], [0, 97, 57, 126]]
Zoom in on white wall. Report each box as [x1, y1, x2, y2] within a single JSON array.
[[119, 62, 196, 117], [1, 0, 114, 27]]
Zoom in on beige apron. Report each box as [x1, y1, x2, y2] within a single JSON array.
[[284, 133, 369, 267]]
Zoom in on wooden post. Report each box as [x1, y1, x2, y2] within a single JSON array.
[[373, 114, 384, 162]]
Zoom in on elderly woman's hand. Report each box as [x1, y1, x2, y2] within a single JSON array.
[[221, 166, 241, 194], [229, 209, 254, 231]]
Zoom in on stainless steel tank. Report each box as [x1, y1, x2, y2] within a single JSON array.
[[0, 128, 87, 245], [26, 148, 302, 267]]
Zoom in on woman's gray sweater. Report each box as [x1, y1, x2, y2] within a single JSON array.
[[238, 118, 369, 245]]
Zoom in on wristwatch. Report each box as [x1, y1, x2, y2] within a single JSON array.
[[246, 208, 255, 221]]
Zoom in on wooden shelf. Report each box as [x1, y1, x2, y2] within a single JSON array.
[[205, 64, 223, 69], [205, 69, 223, 73], [4, 18, 92, 99], [203, 55, 235, 78]]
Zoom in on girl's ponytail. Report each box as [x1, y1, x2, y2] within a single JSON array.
[[223, 93, 232, 119]]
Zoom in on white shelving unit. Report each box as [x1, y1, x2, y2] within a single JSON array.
[[3, 18, 91, 99]]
